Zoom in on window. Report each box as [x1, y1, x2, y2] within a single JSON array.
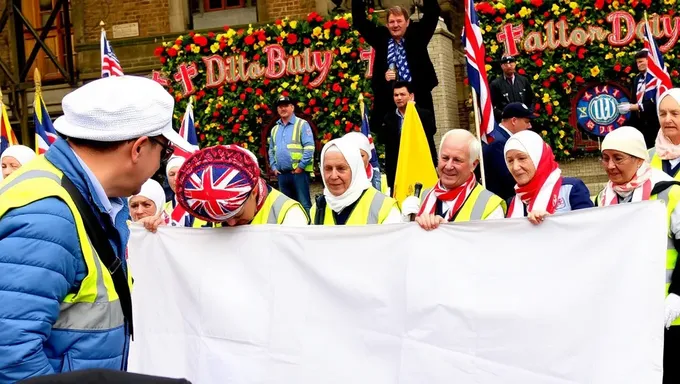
[[204, 0, 246, 11]]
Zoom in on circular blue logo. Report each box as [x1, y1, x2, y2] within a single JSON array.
[[575, 84, 631, 137]]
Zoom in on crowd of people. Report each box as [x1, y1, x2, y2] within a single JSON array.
[[0, 1, 679, 382]]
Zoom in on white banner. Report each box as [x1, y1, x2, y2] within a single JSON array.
[[128, 202, 668, 384]]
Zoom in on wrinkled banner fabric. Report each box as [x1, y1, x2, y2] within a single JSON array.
[[127, 202, 667, 384]]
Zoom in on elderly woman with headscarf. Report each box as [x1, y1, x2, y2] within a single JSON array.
[[128, 178, 167, 223], [343, 131, 382, 191], [163, 155, 206, 227], [310, 137, 400, 225], [595, 126, 680, 383], [1, 145, 36, 179], [504, 130, 593, 224], [650, 88, 680, 180]]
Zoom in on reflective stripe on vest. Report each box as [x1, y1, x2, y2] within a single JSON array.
[[649, 148, 680, 182], [651, 185, 680, 326], [419, 185, 504, 222], [251, 188, 305, 225], [270, 118, 314, 172], [0, 157, 125, 332], [311, 188, 397, 225]]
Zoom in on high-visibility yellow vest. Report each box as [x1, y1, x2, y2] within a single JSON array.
[[596, 183, 680, 326], [649, 148, 680, 181], [163, 200, 208, 228], [419, 184, 506, 221], [251, 187, 308, 224], [270, 117, 314, 173], [309, 187, 398, 225], [0, 155, 130, 331]]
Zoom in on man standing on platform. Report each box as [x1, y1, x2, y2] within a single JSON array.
[[268, 95, 314, 214], [619, 50, 660, 148], [490, 55, 535, 123], [351, 0, 441, 131]]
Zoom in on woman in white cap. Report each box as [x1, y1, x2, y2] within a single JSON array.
[[650, 88, 680, 180], [163, 156, 206, 227], [595, 126, 680, 383], [128, 179, 167, 223], [310, 137, 400, 225], [343, 131, 382, 191], [1, 145, 36, 179], [504, 130, 592, 224]]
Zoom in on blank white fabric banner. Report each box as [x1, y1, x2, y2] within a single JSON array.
[[127, 202, 668, 384]]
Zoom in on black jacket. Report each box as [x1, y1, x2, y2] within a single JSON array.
[[628, 72, 660, 148], [351, 0, 440, 121], [489, 74, 535, 122], [381, 106, 438, 192]]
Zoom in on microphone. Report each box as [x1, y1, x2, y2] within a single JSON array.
[[409, 182, 423, 222], [388, 63, 397, 88]]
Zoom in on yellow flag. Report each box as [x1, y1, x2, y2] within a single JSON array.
[[393, 102, 438, 206]]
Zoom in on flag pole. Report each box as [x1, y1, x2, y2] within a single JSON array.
[[359, 93, 365, 119], [34, 68, 42, 153], [471, 88, 487, 187]]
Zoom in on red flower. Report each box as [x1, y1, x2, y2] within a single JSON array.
[[282, 91, 289, 97], [255, 88, 263, 96], [595, 0, 604, 9], [549, 76, 556, 82], [264, 78, 270, 86], [542, 80, 551, 88], [518, 68, 526, 75], [193, 35, 208, 47], [287, 33, 298, 45], [546, 103, 553, 115], [154, 46, 164, 56], [275, 19, 282, 25], [232, 124, 241, 133], [258, 32, 267, 42], [276, 36, 283, 44], [223, 25, 230, 31], [334, 98, 341, 107], [208, 32, 215, 38], [188, 31, 195, 37], [217, 88, 224, 96], [672, 69, 680, 78], [334, 120, 340, 126], [185, 45, 192, 52], [494, 16, 503, 23], [530, 0, 543, 6], [624, 66, 632, 74], [307, 12, 318, 23], [555, 66, 564, 74], [543, 11, 550, 18], [304, 108, 311, 115], [575, 76, 585, 84], [336, 18, 350, 30], [485, 56, 492, 63], [230, 84, 237, 92], [350, 52, 357, 58], [246, 87, 253, 94], [368, 8, 374, 14], [309, 98, 317, 106], [567, 73, 574, 80], [242, 108, 248, 115], [613, 63, 622, 72], [160, 56, 167, 64], [239, 115, 245, 121], [253, 54, 261, 61], [359, 37, 365, 44], [240, 93, 246, 101], [218, 136, 224, 143], [344, 121, 353, 132], [323, 21, 333, 30], [167, 48, 178, 57], [303, 38, 311, 45], [303, 75, 310, 85], [332, 83, 342, 92], [535, 103, 541, 111], [200, 133, 206, 140], [528, 19, 535, 26], [232, 107, 239, 115], [175, 39, 182, 46], [562, 82, 569, 88], [244, 35, 256, 45], [342, 105, 349, 112], [212, 111, 220, 117]]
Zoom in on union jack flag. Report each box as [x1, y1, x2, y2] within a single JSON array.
[[183, 166, 252, 221], [463, 0, 495, 143], [173, 98, 200, 159], [34, 88, 57, 154], [642, 15, 672, 101], [101, 29, 123, 77]]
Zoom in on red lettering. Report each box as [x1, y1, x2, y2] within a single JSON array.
[[202, 55, 226, 88], [263, 45, 286, 79], [496, 23, 524, 56], [151, 70, 169, 87], [173, 63, 198, 97], [607, 11, 635, 46], [360, 47, 375, 79]]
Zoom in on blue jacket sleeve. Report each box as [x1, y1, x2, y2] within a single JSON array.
[[268, 130, 277, 171], [568, 179, 594, 211], [0, 198, 85, 382], [298, 121, 315, 170]]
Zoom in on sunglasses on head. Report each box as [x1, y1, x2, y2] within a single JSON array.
[[149, 136, 175, 162]]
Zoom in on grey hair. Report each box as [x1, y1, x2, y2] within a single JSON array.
[[438, 129, 481, 165]]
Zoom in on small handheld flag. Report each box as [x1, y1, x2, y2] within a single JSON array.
[[34, 68, 58, 154], [0, 88, 18, 156], [101, 21, 123, 78], [173, 97, 200, 159], [642, 12, 672, 101]]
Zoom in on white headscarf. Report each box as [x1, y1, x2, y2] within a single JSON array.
[[320, 138, 371, 212], [655, 88, 680, 160], [129, 179, 166, 216], [342, 131, 372, 160], [1, 145, 36, 166], [166, 156, 185, 178]]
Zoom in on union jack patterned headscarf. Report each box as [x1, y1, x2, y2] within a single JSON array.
[[175, 145, 267, 222]]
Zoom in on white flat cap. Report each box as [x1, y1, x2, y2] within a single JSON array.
[[54, 75, 193, 152]]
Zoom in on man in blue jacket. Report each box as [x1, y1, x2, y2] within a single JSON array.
[[0, 76, 192, 382], [482, 102, 535, 200]]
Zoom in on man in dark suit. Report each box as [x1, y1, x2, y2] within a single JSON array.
[[620, 49, 661, 148], [482, 102, 536, 201], [352, 0, 440, 131], [490, 55, 535, 123], [381, 81, 437, 194]]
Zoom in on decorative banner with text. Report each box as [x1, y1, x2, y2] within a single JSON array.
[[152, 13, 378, 156], [476, 0, 679, 157], [127, 202, 667, 384]]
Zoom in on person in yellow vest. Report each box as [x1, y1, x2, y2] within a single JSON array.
[[267, 95, 315, 214], [1, 144, 36, 179], [0, 75, 193, 380], [650, 88, 680, 180], [310, 137, 400, 225], [593, 126, 680, 384], [129, 178, 167, 223], [401, 129, 506, 230], [172, 144, 308, 227], [343, 131, 383, 192]]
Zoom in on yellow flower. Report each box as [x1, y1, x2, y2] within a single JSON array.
[[351, 75, 360, 82], [552, 115, 560, 122], [485, 64, 492, 72], [258, 41, 265, 47], [281, 82, 289, 89], [351, 82, 358, 90], [324, 29, 331, 39], [247, 27, 253, 35], [551, 4, 560, 12], [210, 42, 220, 53], [289, 20, 298, 29], [248, 135, 254, 143], [312, 27, 322, 37], [605, 52, 613, 60], [191, 44, 200, 53], [590, 66, 600, 77], [495, 2, 506, 9], [280, 31, 288, 38], [559, 130, 565, 138], [254, 104, 260, 110], [505, 13, 513, 19], [485, 25, 492, 32], [541, 130, 548, 136], [542, 93, 551, 103], [568, 2, 578, 9], [564, 150, 570, 156], [612, 0, 619, 8], [340, 46, 352, 54], [241, 143, 249, 149], [616, 51, 626, 58], [558, 143, 564, 149], [553, 100, 559, 106], [533, 74, 540, 81], [519, 7, 531, 17], [490, 44, 499, 54]]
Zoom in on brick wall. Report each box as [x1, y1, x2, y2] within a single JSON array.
[[80, 0, 171, 44], [264, 0, 316, 21]]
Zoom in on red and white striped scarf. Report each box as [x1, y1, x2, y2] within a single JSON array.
[[599, 163, 653, 206], [417, 174, 477, 221], [506, 142, 563, 218]]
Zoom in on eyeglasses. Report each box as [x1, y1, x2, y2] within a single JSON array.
[[600, 154, 632, 166], [149, 136, 174, 163]]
